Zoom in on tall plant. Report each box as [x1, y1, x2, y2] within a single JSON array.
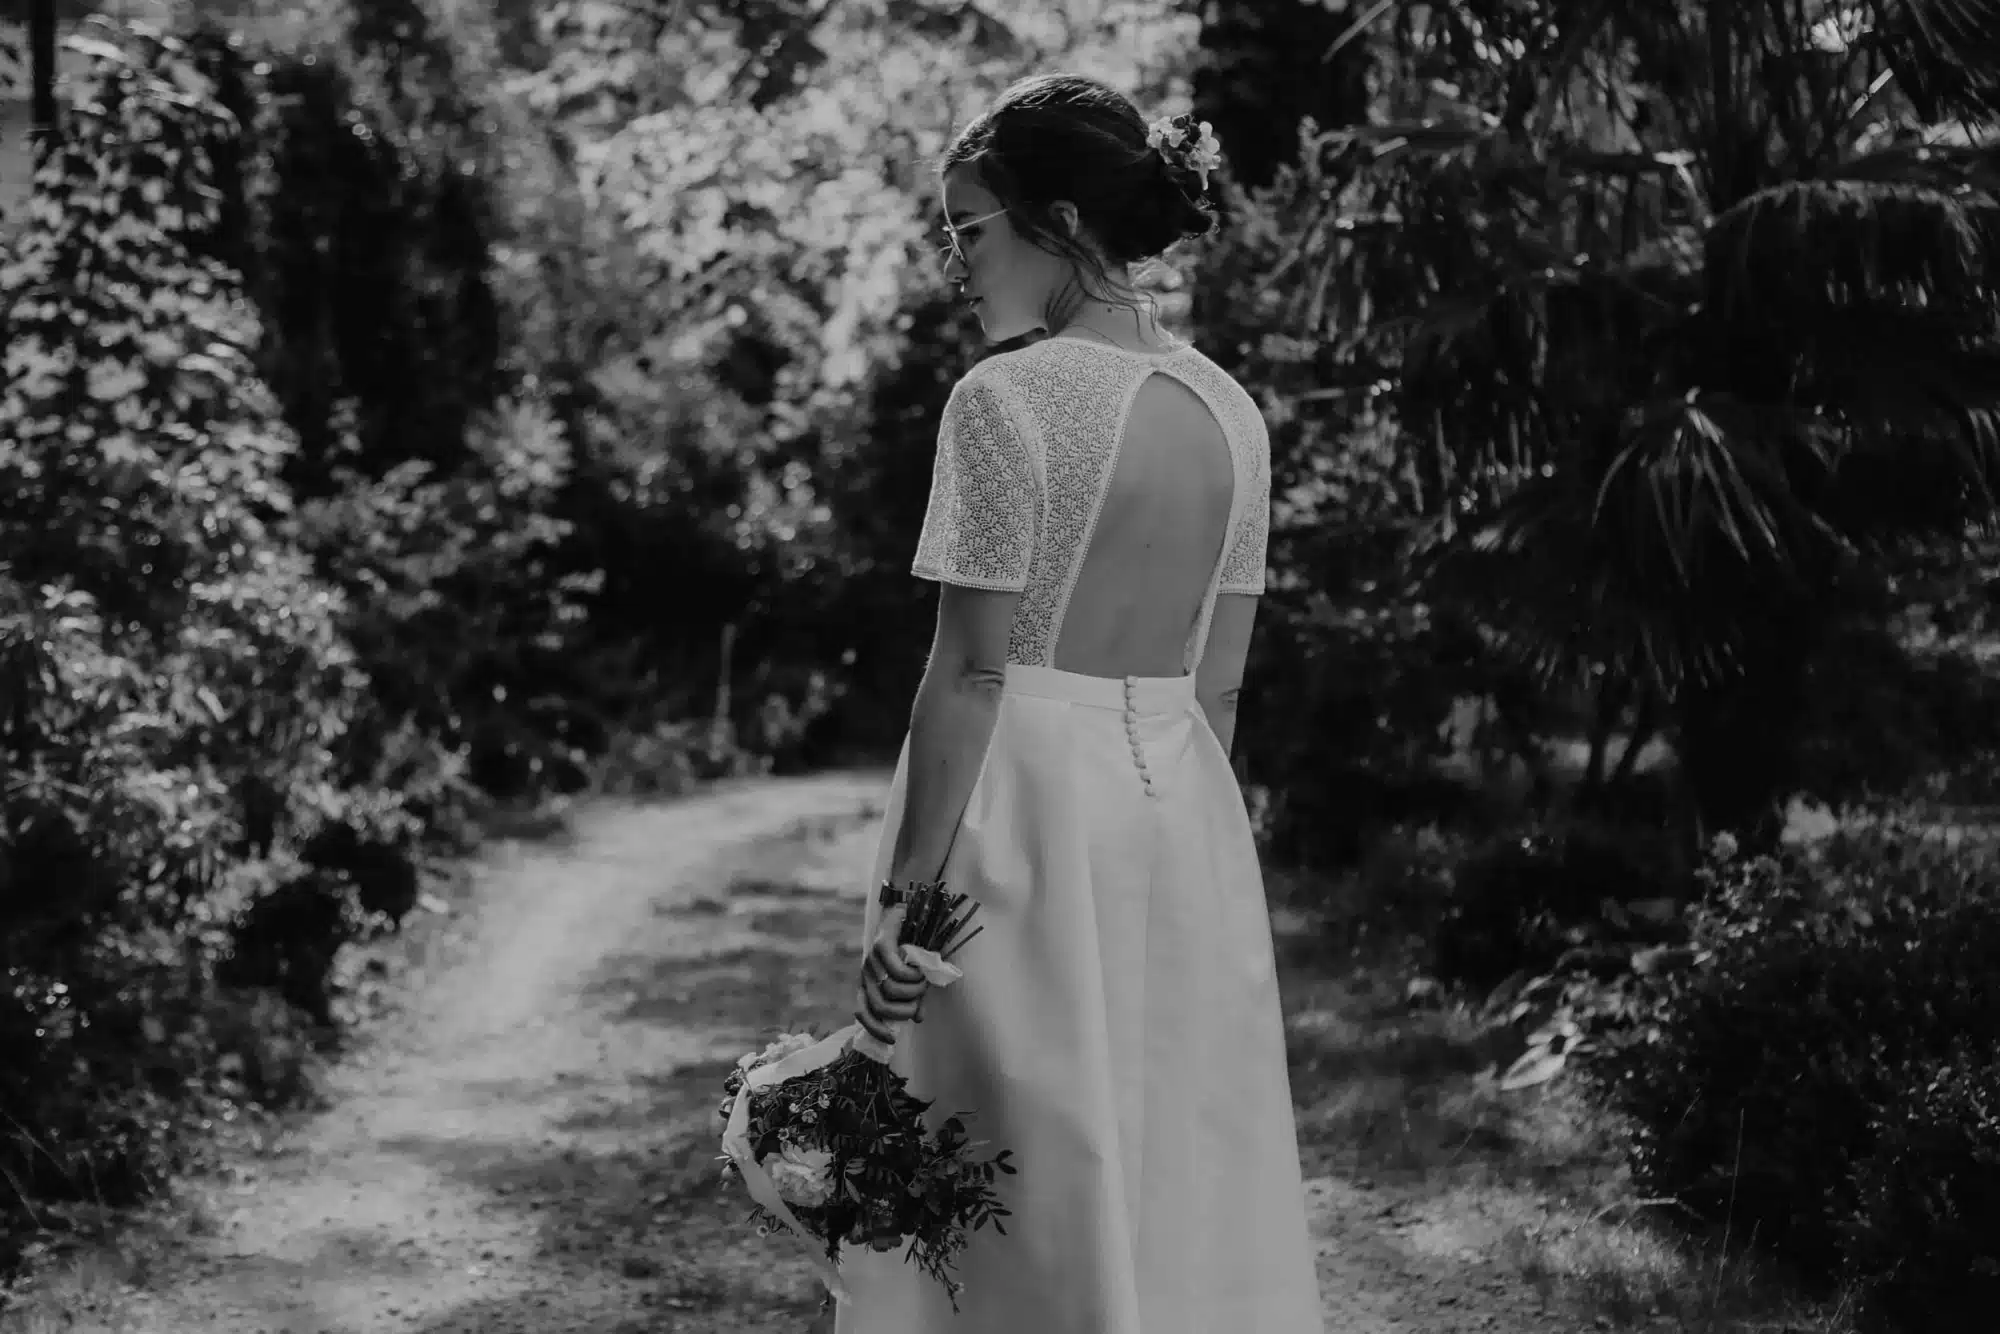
[[1263, 0, 2000, 834]]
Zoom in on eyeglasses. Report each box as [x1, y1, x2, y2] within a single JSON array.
[[936, 207, 1009, 267]]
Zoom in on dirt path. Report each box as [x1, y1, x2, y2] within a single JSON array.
[[10, 772, 1589, 1334]]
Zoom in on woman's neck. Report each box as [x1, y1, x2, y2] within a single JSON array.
[[1057, 297, 1181, 353]]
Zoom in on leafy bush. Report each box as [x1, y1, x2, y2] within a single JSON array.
[[284, 394, 602, 803], [178, 3, 507, 486], [1839, 1055, 2000, 1333], [1336, 822, 1466, 946], [1430, 817, 1686, 994], [214, 868, 384, 1027], [0, 18, 441, 1257], [1602, 824, 2000, 1281], [1791, 616, 2000, 811]]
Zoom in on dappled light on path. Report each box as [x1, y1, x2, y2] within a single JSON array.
[[83, 778, 886, 1334], [13, 776, 1705, 1333]]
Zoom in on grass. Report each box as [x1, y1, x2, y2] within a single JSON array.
[[1271, 878, 1865, 1334], [0, 1174, 237, 1331]]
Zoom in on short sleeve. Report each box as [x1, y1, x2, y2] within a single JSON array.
[[1217, 433, 1270, 595], [911, 376, 1039, 590]]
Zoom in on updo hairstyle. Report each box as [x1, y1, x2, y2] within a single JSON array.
[[940, 73, 1218, 321]]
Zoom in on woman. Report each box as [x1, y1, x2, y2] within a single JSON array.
[[840, 73, 1324, 1333]]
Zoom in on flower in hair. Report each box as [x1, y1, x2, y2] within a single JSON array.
[[1145, 113, 1224, 193]]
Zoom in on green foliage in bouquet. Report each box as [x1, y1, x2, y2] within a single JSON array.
[[719, 1039, 1015, 1310], [717, 878, 1005, 1307]]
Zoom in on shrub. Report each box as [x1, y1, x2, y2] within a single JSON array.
[[178, 5, 507, 487], [1430, 816, 1686, 994], [173, 10, 613, 817], [214, 868, 382, 1028], [1838, 1054, 2000, 1333], [0, 18, 432, 1258], [1602, 824, 2000, 1282], [283, 394, 602, 806], [1792, 618, 2000, 810], [1316, 822, 1467, 951]]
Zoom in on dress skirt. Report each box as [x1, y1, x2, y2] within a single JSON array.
[[834, 663, 1323, 1333]]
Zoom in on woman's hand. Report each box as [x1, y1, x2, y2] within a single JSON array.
[[855, 905, 931, 1046]]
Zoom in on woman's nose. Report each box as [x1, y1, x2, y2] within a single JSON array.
[[943, 250, 968, 284]]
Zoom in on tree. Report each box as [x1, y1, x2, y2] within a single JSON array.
[[1187, 0, 1375, 191], [28, 0, 53, 145], [507, 0, 1200, 752], [1256, 0, 2000, 837]]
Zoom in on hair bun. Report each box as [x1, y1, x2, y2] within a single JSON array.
[[1109, 161, 1215, 263], [939, 74, 1225, 272], [1162, 170, 1217, 242]]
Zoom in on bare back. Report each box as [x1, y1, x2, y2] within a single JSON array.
[[1055, 371, 1233, 677], [910, 334, 1272, 678]]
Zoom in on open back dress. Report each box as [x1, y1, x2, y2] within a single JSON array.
[[834, 333, 1324, 1333]]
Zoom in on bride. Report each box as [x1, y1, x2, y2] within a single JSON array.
[[838, 71, 1324, 1333]]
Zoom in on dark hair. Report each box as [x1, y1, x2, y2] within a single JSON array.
[[941, 73, 1218, 331]]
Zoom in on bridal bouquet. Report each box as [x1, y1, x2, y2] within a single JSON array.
[[717, 879, 1015, 1311]]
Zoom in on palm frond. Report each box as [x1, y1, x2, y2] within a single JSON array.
[[1828, 137, 2000, 192], [1323, 119, 1704, 187], [1700, 177, 2000, 515], [1594, 392, 1844, 588], [1382, 228, 1704, 500], [1801, 310, 2000, 517], [1419, 471, 1738, 693], [1420, 391, 1850, 695], [1868, 0, 2000, 123], [1704, 179, 2000, 332]]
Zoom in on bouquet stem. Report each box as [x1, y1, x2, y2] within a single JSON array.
[[853, 879, 986, 1064]]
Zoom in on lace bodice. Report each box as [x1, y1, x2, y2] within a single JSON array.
[[912, 336, 1271, 670]]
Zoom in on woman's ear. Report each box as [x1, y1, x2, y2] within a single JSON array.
[[1049, 200, 1080, 238]]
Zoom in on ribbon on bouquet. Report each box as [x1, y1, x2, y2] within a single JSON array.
[[718, 937, 965, 1303], [720, 1026, 865, 1303]]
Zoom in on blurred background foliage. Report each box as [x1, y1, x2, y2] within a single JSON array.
[[3, 0, 2000, 1321]]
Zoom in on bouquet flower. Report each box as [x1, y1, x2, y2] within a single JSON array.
[[717, 878, 1015, 1311]]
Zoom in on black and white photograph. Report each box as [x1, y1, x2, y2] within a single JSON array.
[[2, 2, 1998, 1332]]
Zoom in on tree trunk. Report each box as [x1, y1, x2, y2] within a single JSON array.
[[29, 0, 56, 150], [1674, 616, 1820, 845], [1583, 673, 1626, 789], [1611, 685, 1659, 784]]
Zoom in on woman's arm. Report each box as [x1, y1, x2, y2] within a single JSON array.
[[1194, 592, 1259, 757], [888, 584, 1019, 884], [856, 586, 1015, 1041]]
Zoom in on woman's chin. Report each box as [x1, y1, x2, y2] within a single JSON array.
[[976, 312, 1032, 345]]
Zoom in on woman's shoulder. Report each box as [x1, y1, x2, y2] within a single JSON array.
[[952, 338, 1061, 387], [945, 336, 1252, 415], [1165, 341, 1246, 389], [940, 352, 1022, 423], [1152, 344, 1264, 424], [955, 333, 1184, 390], [940, 343, 1068, 425]]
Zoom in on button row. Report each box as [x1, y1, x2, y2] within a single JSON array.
[[1122, 677, 1159, 798]]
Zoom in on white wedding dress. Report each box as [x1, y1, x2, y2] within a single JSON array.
[[834, 334, 1324, 1333]]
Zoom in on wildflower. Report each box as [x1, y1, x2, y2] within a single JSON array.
[[1145, 113, 1226, 191]]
